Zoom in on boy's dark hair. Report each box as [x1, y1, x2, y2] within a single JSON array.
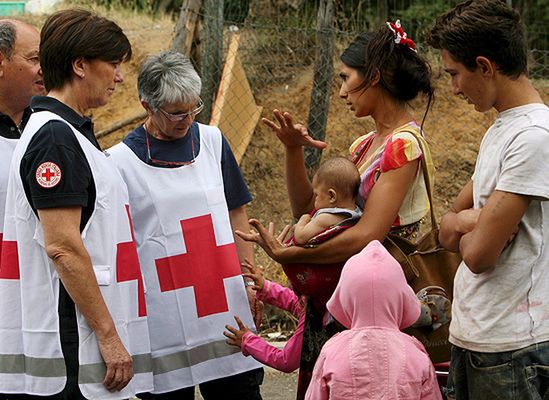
[[340, 26, 433, 126], [315, 157, 360, 201], [40, 9, 132, 91], [427, 0, 527, 78]]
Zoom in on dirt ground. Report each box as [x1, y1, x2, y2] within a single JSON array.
[[195, 366, 298, 400]]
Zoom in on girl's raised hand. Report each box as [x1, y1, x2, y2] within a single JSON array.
[[262, 109, 328, 150], [241, 259, 265, 291]]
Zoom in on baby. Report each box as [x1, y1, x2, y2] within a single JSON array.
[[293, 156, 362, 246]]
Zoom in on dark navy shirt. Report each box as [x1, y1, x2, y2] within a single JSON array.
[[0, 107, 31, 139], [21, 96, 98, 232], [20, 96, 99, 343], [123, 123, 252, 210]]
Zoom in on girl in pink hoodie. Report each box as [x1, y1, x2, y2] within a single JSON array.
[[305, 241, 442, 400]]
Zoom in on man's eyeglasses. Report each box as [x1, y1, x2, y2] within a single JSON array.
[[158, 99, 204, 122], [145, 127, 196, 167]]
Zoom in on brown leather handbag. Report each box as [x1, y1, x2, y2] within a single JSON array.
[[383, 133, 462, 363]]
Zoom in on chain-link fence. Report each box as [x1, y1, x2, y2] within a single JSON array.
[[81, 0, 548, 333], [176, 1, 547, 259], [170, 0, 548, 285], [159, 0, 545, 333]]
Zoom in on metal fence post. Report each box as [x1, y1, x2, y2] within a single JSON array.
[[304, 0, 335, 176], [199, 0, 223, 124]]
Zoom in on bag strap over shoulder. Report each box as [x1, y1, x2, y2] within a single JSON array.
[[401, 129, 437, 228]]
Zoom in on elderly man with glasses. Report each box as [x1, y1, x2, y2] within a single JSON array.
[[108, 50, 264, 400]]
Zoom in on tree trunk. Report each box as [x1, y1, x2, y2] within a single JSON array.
[[377, 0, 389, 26], [172, 0, 202, 57], [304, 0, 335, 175], [198, 0, 224, 124]]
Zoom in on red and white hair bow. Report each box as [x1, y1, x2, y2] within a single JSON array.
[[386, 19, 417, 52]]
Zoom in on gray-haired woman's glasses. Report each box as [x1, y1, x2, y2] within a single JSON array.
[[158, 98, 204, 122]]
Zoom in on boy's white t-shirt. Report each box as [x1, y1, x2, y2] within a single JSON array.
[[450, 103, 549, 353]]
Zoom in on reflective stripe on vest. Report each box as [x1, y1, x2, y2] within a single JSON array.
[[0, 111, 153, 398]]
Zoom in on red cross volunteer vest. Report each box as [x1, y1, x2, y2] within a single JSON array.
[[0, 111, 153, 399], [0, 136, 24, 395], [108, 123, 259, 393]]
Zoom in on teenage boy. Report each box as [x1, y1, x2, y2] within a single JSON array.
[[428, 1, 549, 399]]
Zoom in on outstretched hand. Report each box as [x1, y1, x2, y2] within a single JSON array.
[[262, 109, 328, 150], [224, 316, 250, 348], [235, 219, 292, 263]]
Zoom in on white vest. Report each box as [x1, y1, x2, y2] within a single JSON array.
[[0, 136, 24, 396], [0, 111, 153, 399], [0, 136, 18, 232], [108, 123, 259, 394]]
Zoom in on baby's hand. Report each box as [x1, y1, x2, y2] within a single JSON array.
[[241, 259, 265, 291], [223, 316, 250, 348], [297, 213, 312, 225]]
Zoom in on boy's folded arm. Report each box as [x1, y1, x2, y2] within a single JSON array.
[[460, 189, 530, 274], [439, 180, 474, 252]]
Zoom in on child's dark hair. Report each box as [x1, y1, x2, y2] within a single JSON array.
[[340, 25, 434, 126], [315, 157, 360, 201], [427, 0, 527, 78]]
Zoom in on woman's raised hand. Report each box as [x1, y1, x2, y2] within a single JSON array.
[[235, 219, 293, 263], [262, 109, 328, 150]]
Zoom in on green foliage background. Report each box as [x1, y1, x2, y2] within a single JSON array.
[[80, 0, 547, 50]]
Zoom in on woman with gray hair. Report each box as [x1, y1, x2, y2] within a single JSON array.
[[108, 50, 264, 399]]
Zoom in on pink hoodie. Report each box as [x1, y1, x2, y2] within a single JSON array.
[[305, 241, 442, 400]]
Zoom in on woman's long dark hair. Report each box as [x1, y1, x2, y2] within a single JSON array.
[[340, 27, 434, 129]]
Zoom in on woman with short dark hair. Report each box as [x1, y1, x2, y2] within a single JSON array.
[[0, 9, 153, 399], [40, 9, 131, 92]]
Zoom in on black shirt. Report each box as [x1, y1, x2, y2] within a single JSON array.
[[21, 96, 99, 232], [21, 97, 100, 346], [0, 107, 31, 139]]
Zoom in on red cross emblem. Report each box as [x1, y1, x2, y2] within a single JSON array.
[[155, 214, 241, 318], [116, 205, 147, 317], [35, 161, 61, 188], [0, 234, 20, 280]]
